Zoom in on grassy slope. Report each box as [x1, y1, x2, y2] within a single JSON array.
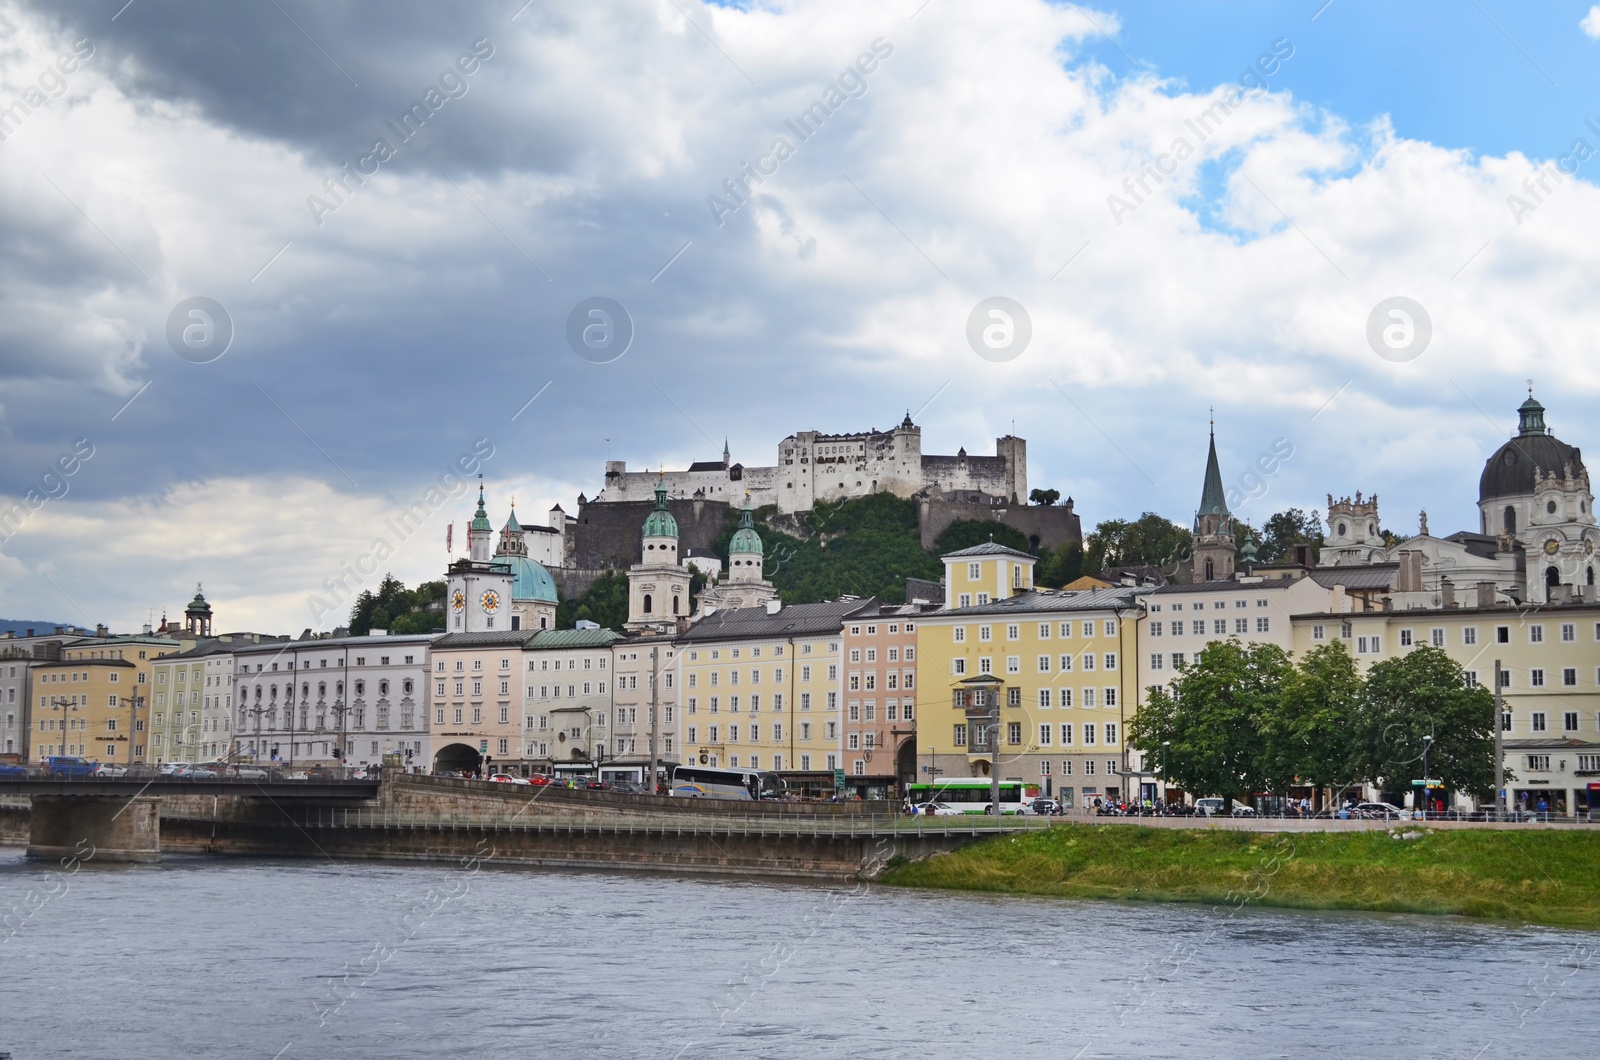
[[881, 824, 1600, 929]]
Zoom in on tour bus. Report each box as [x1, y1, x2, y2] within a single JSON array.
[[669, 764, 786, 801], [905, 778, 1039, 815]]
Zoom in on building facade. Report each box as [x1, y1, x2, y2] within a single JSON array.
[[233, 635, 433, 771], [520, 627, 622, 775], [33, 635, 178, 766], [609, 635, 679, 785], [675, 599, 865, 794], [839, 601, 927, 796]]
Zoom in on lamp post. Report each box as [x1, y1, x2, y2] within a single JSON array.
[[987, 688, 1002, 819], [1419, 734, 1434, 819], [117, 694, 145, 774], [1161, 740, 1171, 807], [46, 695, 79, 761]]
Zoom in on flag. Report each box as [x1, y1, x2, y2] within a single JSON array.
[[446, 523, 453, 553]]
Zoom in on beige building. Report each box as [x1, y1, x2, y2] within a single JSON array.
[[521, 627, 622, 776], [35, 634, 179, 766], [840, 600, 929, 797], [675, 599, 865, 796], [1290, 603, 1600, 815], [609, 634, 679, 787]]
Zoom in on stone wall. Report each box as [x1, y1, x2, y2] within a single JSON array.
[[567, 496, 731, 571], [918, 497, 1082, 552]]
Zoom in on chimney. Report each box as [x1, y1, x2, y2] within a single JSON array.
[[765, 598, 782, 615], [54, 626, 63, 635], [1396, 551, 1422, 593], [1476, 581, 1497, 608], [26, 629, 34, 638], [95, 623, 108, 638], [1291, 544, 1312, 568], [142, 623, 153, 635], [1330, 585, 1347, 613], [1440, 577, 1456, 608]]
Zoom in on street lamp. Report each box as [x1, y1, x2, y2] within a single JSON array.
[[116, 694, 145, 774], [1419, 735, 1434, 819], [1161, 740, 1171, 806], [46, 695, 79, 761]]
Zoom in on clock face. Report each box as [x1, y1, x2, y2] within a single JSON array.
[[451, 591, 465, 612], [481, 590, 501, 613], [1544, 539, 1561, 555]]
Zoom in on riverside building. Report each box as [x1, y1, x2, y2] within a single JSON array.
[[914, 542, 1148, 809]]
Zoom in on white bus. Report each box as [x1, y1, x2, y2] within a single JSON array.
[[670, 764, 786, 801], [905, 778, 1038, 815]]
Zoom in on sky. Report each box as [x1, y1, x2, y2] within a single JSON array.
[[0, 0, 1597, 635]]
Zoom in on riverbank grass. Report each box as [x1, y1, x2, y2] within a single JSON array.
[[880, 824, 1600, 929]]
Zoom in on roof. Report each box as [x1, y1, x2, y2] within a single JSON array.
[[1308, 564, 1399, 590], [526, 628, 623, 650], [686, 460, 726, 473], [230, 633, 437, 655], [432, 630, 534, 650], [1150, 578, 1304, 595], [500, 554, 559, 603], [925, 585, 1147, 617], [1479, 395, 1585, 502], [1197, 429, 1230, 518], [904, 576, 944, 603], [729, 501, 763, 556], [676, 599, 873, 643], [941, 541, 1035, 561]]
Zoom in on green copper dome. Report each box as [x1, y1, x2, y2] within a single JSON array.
[[729, 499, 763, 556], [470, 481, 492, 533], [642, 480, 678, 538]]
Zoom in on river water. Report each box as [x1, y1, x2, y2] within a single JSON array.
[[0, 846, 1593, 1059]]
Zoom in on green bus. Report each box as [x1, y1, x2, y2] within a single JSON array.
[[905, 778, 1039, 815]]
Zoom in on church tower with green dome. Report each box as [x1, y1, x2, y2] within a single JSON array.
[[695, 494, 777, 613], [446, 476, 518, 633], [627, 475, 691, 632]]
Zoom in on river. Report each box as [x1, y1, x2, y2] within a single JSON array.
[[0, 847, 1593, 1059]]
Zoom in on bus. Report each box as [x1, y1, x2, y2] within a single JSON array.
[[905, 778, 1039, 815], [670, 764, 786, 801]]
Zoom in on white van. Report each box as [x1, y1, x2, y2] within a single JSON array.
[[1195, 797, 1225, 817]]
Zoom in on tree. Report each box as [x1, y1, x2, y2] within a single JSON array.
[[1082, 513, 1191, 576], [1034, 541, 1084, 588], [1128, 639, 1290, 807], [348, 575, 443, 635], [1255, 508, 1326, 564], [556, 570, 630, 631], [1353, 646, 1499, 800], [1259, 640, 1363, 801], [1029, 488, 1061, 506]]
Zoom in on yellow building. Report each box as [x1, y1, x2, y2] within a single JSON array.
[[34, 635, 178, 767], [674, 599, 866, 796], [914, 543, 1149, 808], [1290, 603, 1600, 814]]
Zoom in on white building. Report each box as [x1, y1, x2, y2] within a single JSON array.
[[232, 634, 435, 771]]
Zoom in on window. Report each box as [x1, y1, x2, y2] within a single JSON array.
[[1103, 654, 1116, 671], [1531, 669, 1545, 687], [1038, 724, 1052, 745], [1060, 723, 1072, 745], [1463, 627, 1477, 645], [1083, 724, 1096, 745], [1083, 688, 1096, 708], [1084, 759, 1095, 776], [979, 626, 992, 642], [1192, 621, 1205, 636], [1151, 621, 1163, 637], [1400, 630, 1413, 647], [1234, 618, 1248, 634], [1563, 712, 1579, 732], [1059, 655, 1072, 672], [953, 724, 967, 746], [1497, 626, 1510, 644], [1312, 624, 1325, 640], [1561, 623, 1576, 642], [1531, 625, 1545, 644], [1082, 621, 1094, 637], [1531, 712, 1547, 732], [1430, 629, 1444, 647], [1006, 624, 1020, 641], [1213, 619, 1226, 636], [1563, 668, 1577, 687], [969, 562, 981, 580], [1256, 617, 1270, 633], [1059, 622, 1072, 638], [1104, 723, 1117, 744], [1006, 656, 1020, 674], [1525, 754, 1550, 772], [1007, 722, 1021, 745], [1038, 689, 1052, 708]]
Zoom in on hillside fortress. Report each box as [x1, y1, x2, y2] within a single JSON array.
[[594, 414, 1028, 514]]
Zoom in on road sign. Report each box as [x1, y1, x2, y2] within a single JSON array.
[[1411, 779, 1443, 787], [833, 768, 846, 790]]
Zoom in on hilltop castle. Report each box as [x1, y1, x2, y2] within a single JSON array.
[[594, 413, 1028, 514]]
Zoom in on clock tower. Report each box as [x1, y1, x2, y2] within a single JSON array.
[[446, 480, 515, 632], [627, 477, 691, 632]]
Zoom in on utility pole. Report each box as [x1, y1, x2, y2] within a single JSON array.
[[1494, 659, 1504, 820], [989, 687, 1001, 818], [647, 644, 660, 795]]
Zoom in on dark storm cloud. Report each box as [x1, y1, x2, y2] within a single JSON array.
[[20, 0, 587, 175]]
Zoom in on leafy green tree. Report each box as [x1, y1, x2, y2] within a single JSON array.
[[1255, 508, 1325, 563], [1034, 541, 1084, 588], [745, 494, 943, 604], [1353, 646, 1499, 799], [349, 575, 443, 635], [555, 570, 631, 631], [1128, 639, 1290, 808], [1083, 514, 1191, 576], [1259, 640, 1363, 799], [1029, 488, 1061, 506]]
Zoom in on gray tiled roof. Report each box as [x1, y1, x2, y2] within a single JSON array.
[[1308, 564, 1399, 590], [675, 599, 874, 643], [926, 586, 1148, 617], [941, 541, 1035, 560]]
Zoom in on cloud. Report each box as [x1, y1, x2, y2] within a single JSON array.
[[0, 0, 1594, 632], [1583, 6, 1600, 39]]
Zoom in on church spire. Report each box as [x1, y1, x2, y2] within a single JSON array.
[[722, 437, 731, 468], [1196, 422, 1230, 521]]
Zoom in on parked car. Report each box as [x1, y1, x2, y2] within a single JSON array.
[[607, 780, 646, 795], [1194, 797, 1226, 817], [95, 763, 129, 778], [527, 774, 553, 786], [0, 762, 30, 777], [489, 773, 531, 785], [45, 756, 99, 777], [225, 765, 270, 780], [186, 766, 220, 779], [915, 801, 964, 817], [1231, 805, 1257, 817], [1354, 802, 1411, 820], [1025, 797, 1061, 816], [157, 762, 192, 777]]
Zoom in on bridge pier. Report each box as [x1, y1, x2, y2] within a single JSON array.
[[28, 796, 161, 864]]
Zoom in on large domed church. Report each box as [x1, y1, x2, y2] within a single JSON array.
[[1320, 391, 1595, 604]]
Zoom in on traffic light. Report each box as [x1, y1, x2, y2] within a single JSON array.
[[405, 748, 413, 761]]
